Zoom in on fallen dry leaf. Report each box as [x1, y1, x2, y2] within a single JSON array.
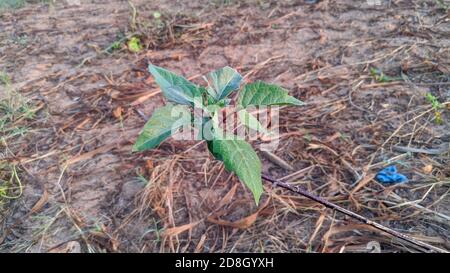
[[422, 164, 433, 174], [194, 234, 207, 253], [162, 220, 201, 238], [207, 212, 259, 229], [113, 106, 123, 119], [66, 142, 120, 165], [307, 143, 339, 156], [29, 189, 49, 214], [146, 159, 154, 171], [216, 183, 239, 210]]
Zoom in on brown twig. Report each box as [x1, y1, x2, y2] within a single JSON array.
[[261, 174, 448, 253]]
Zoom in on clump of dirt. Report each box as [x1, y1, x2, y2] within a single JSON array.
[[0, 0, 449, 253]]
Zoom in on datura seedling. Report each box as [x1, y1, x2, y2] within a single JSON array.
[[133, 64, 303, 204]]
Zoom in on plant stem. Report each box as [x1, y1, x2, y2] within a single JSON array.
[[261, 174, 448, 253]]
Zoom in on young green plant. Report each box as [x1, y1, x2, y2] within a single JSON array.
[[131, 65, 446, 253], [132, 64, 303, 204]]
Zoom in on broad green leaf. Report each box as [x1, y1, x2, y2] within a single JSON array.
[[238, 81, 303, 107], [199, 117, 215, 141], [200, 107, 221, 141], [209, 139, 263, 204], [148, 64, 201, 105], [206, 94, 216, 105], [207, 141, 221, 160], [206, 66, 242, 100], [201, 103, 243, 142], [133, 104, 191, 152], [206, 104, 221, 115], [238, 109, 271, 136], [193, 94, 209, 113]]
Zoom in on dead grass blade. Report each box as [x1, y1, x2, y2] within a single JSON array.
[[66, 142, 120, 166], [216, 183, 239, 210], [194, 234, 208, 253], [351, 173, 376, 195], [162, 220, 202, 238], [308, 213, 326, 248]]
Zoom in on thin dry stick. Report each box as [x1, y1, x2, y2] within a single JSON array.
[[261, 174, 448, 253]]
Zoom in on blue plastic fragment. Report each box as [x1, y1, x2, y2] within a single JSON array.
[[375, 165, 408, 184]]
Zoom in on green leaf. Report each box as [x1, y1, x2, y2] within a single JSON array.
[[209, 139, 263, 204], [206, 104, 222, 115], [133, 104, 191, 152], [153, 11, 161, 19], [217, 98, 231, 107], [205, 94, 217, 105], [128, 37, 142, 53], [238, 81, 303, 107], [148, 64, 201, 105], [200, 107, 222, 141], [206, 66, 242, 100], [370, 67, 403, 83], [425, 93, 443, 110], [206, 140, 222, 160], [237, 109, 270, 136]]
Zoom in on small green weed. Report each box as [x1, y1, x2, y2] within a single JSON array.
[[133, 65, 303, 204], [370, 67, 403, 83], [426, 93, 444, 124], [0, 71, 38, 210], [127, 36, 143, 53], [0, 72, 35, 141]]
